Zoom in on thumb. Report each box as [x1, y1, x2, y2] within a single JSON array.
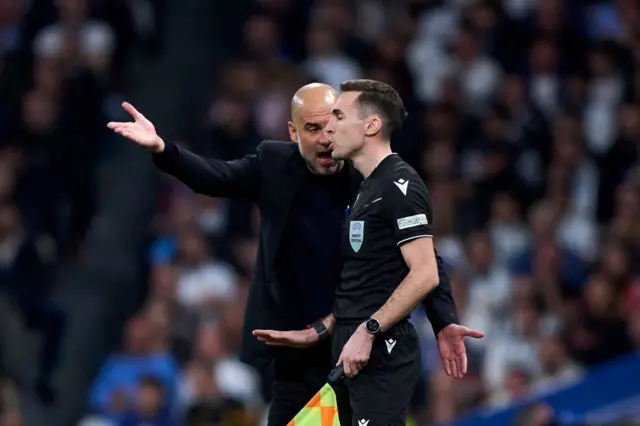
[[122, 102, 145, 122], [463, 328, 485, 339]]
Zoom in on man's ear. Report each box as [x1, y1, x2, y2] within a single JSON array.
[[288, 122, 299, 143], [364, 116, 382, 137]]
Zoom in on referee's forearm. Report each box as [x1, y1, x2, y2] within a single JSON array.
[[372, 268, 439, 331]]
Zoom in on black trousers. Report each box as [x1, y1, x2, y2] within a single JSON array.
[[331, 321, 422, 426], [267, 340, 336, 426]]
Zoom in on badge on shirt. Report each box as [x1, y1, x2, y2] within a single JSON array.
[[349, 221, 365, 252]]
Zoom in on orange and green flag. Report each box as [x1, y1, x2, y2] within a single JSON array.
[[287, 366, 344, 426], [287, 382, 341, 426], [286, 366, 417, 426]]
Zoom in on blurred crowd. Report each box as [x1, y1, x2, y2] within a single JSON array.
[[0, 0, 161, 424], [10, 0, 635, 425]]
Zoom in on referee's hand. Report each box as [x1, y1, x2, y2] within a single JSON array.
[[437, 324, 484, 379], [336, 324, 374, 378], [252, 328, 319, 348]]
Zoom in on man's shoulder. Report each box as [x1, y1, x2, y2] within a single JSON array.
[[387, 155, 421, 178], [377, 156, 424, 193], [368, 158, 430, 210], [254, 140, 299, 170], [256, 140, 298, 156]]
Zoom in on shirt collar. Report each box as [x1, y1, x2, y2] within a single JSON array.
[[367, 153, 399, 180]]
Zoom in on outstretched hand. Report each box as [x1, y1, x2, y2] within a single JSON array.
[[252, 328, 319, 349], [437, 324, 484, 379], [107, 102, 165, 153]]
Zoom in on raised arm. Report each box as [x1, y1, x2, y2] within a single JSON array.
[[152, 140, 258, 199], [108, 102, 259, 200]]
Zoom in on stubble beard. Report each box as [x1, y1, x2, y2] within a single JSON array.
[[300, 147, 338, 175]]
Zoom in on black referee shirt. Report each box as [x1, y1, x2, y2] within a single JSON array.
[[333, 154, 434, 321]]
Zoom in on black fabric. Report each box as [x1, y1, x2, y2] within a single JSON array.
[[331, 321, 421, 426], [267, 341, 334, 426], [275, 168, 351, 329], [334, 154, 434, 321], [152, 140, 458, 369]]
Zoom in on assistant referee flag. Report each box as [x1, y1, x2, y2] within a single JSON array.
[[287, 366, 343, 426], [286, 365, 420, 426], [287, 382, 340, 426]]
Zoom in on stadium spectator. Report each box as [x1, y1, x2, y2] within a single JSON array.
[[80, 0, 640, 425], [89, 312, 180, 424], [0, 0, 166, 422]]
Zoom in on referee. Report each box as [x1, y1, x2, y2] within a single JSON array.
[[325, 79, 447, 425]]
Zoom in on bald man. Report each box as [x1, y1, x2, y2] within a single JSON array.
[[108, 85, 475, 425]]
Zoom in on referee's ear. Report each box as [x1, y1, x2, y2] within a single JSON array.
[[364, 116, 382, 137]]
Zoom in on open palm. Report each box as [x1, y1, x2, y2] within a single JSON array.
[[252, 328, 319, 348], [107, 102, 164, 152], [437, 324, 484, 379]]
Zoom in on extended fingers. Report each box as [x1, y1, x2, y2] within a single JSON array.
[[443, 359, 453, 376], [252, 330, 283, 340], [107, 122, 136, 136], [443, 357, 466, 379], [252, 329, 279, 338], [446, 354, 467, 379], [464, 328, 485, 339], [459, 352, 468, 377], [122, 102, 145, 121], [448, 359, 458, 378], [257, 339, 286, 346], [107, 122, 125, 130], [253, 329, 296, 347]]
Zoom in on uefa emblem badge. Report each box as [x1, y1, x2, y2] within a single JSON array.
[[349, 221, 365, 252]]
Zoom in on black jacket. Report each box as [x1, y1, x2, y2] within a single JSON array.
[[153, 139, 459, 369]]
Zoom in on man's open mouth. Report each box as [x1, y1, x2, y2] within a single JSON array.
[[317, 151, 333, 160]]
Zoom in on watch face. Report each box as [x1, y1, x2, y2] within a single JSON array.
[[366, 319, 380, 334]]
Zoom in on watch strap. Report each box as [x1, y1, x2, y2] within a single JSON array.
[[311, 319, 330, 341]]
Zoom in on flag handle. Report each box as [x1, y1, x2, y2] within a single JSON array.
[[328, 365, 345, 385]]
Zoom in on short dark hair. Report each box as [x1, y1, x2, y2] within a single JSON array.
[[339, 79, 407, 139]]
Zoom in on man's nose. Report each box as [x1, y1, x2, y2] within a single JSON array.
[[325, 119, 335, 135], [318, 133, 331, 146], [318, 129, 331, 143]]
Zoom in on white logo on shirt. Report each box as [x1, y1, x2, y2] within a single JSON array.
[[358, 420, 370, 426], [361, 197, 382, 209], [393, 179, 409, 195], [349, 221, 365, 252], [385, 339, 397, 353], [397, 214, 428, 230]]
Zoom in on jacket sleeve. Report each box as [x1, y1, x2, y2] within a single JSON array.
[[152, 139, 259, 200], [422, 254, 459, 336]]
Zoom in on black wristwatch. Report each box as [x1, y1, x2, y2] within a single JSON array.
[[310, 319, 330, 341], [364, 318, 382, 335]]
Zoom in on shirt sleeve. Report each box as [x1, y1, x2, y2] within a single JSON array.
[[383, 176, 434, 246]]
